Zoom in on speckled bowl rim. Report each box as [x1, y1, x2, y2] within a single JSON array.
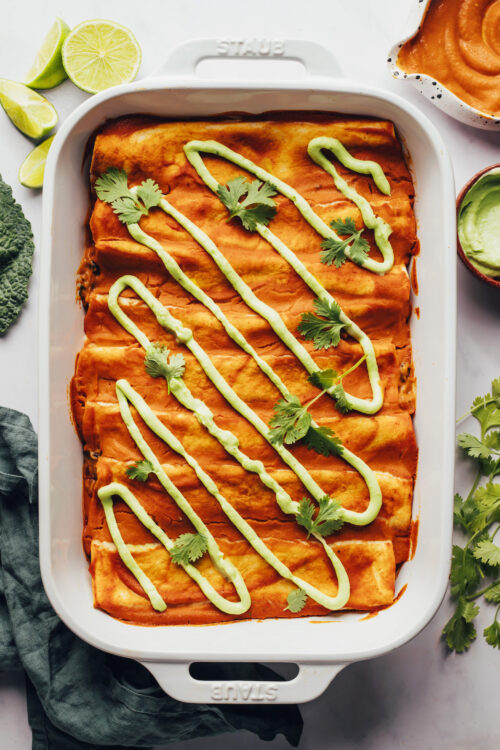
[[387, 0, 500, 131], [456, 164, 500, 289]]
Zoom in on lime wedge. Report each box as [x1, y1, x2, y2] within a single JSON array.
[[18, 135, 54, 188], [24, 18, 70, 89], [0, 79, 57, 139], [61, 19, 141, 94]]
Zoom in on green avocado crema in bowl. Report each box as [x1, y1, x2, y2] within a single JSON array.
[[458, 167, 500, 280]]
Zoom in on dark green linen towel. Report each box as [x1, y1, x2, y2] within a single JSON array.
[[0, 407, 302, 749]]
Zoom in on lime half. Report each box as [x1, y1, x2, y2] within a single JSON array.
[[24, 18, 70, 89], [62, 19, 141, 94], [18, 135, 54, 188], [0, 79, 57, 139]]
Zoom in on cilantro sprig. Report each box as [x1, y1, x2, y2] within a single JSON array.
[[320, 217, 370, 268], [443, 377, 500, 652], [95, 168, 163, 224], [144, 344, 186, 393], [126, 459, 154, 482], [216, 176, 277, 231], [296, 495, 344, 538], [268, 354, 366, 449], [285, 588, 308, 613], [170, 533, 208, 566], [297, 298, 347, 350]]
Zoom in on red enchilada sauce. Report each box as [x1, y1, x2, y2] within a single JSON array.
[[398, 0, 500, 117]]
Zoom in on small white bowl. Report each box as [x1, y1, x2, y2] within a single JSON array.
[[387, 0, 500, 131]]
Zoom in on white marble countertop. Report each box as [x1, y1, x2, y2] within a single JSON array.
[[1, 0, 499, 747]]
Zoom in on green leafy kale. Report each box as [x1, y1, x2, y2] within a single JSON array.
[[216, 176, 277, 231], [144, 344, 185, 392], [95, 168, 163, 224], [296, 496, 344, 538], [285, 588, 308, 613], [126, 459, 154, 482], [320, 217, 370, 268], [0, 175, 34, 335], [443, 377, 500, 652], [170, 533, 208, 566], [297, 298, 347, 350]]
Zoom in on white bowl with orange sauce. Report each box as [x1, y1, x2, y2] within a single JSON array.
[[387, 0, 500, 131]]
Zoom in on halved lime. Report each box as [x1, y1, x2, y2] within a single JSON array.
[[61, 19, 141, 94], [24, 18, 70, 89], [0, 79, 57, 139], [18, 135, 55, 188]]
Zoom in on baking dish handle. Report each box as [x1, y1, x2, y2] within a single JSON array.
[[153, 38, 341, 79], [139, 660, 347, 704]]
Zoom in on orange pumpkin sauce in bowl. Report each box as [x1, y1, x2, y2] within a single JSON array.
[[398, 0, 500, 117]]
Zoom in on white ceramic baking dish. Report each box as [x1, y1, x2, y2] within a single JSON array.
[[388, 0, 500, 131], [39, 39, 456, 705]]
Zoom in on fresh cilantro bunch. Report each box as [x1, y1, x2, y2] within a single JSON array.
[[268, 354, 366, 450], [216, 176, 277, 231], [297, 298, 347, 350], [443, 377, 500, 652], [320, 217, 370, 268], [95, 167, 163, 224], [144, 344, 186, 393]]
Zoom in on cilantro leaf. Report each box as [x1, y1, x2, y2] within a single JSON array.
[[144, 345, 185, 392], [136, 178, 163, 210], [111, 196, 146, 225], [126, 459, 154, 482], [453, 492, 480, 533], [297, 298, 347, 350], [472, 539, 500, 567], [485, 582, 500, 603], [320, 217, 370, 267], [307, 368, 337, 390], [457, 433, 491, 460], [285, 588, 308, 613], [94, 167, 129, 202], [320, 237, 349, 268], [95, 168, 163, 225], [303, 425, 343, 457], [217, 177, 277, 231], [450, 544, 481, 596], [468, 483, 500, 531], [170, 533, 208, 566], [470, 393, 500, 434], [442, 596, 478, 652], [296, 496, 344, 538], [332, 383, 351, 414], [484, 620, 500, 649], [268, 395, 311, 446]]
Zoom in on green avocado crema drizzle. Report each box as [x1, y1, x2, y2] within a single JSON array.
[[183, 137, 393, 275], [99, 379, 350, 613]]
